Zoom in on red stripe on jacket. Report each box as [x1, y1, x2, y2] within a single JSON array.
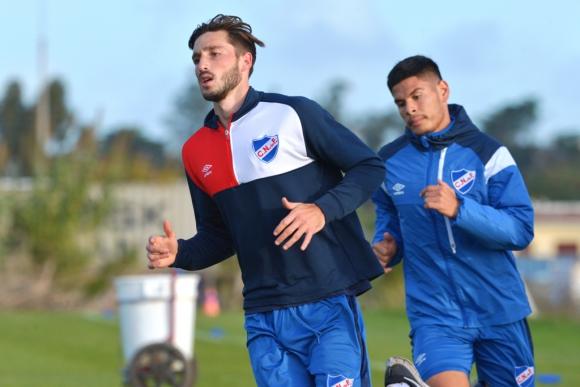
[[182, 124, 239, 197]]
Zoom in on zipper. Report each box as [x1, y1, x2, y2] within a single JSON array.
[[222, 114, 239, 186], [434, 146, 467, 326], [437, 147, 457, 254]]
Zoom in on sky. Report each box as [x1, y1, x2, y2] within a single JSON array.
[[1, 0, 580, 145]]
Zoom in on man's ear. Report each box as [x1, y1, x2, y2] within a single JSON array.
[[438, 79, 450, 102], [240, 51, 253, 74]]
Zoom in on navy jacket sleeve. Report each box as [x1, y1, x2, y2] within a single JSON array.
[[172, 173, 235, 270], [454, 148, 534, 251], [291, 97, 385, 222]]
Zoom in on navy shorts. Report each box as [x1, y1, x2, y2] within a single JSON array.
[[244, 294, 371, 387], [410, 319, 535, 386]]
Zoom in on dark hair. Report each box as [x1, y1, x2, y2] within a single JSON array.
[[188, 14, 265, 76], [387, 55, 443, 91]]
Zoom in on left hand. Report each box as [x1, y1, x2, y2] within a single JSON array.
[[420, 180, 459, 218], [273, 197, 326, 251]]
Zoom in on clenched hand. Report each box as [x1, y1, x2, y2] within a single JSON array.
[[146, 220, 178, 269], [372, 232, 397, 274], [420, 180, 459, 218]]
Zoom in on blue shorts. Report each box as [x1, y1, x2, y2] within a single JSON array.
[[244, 294, 371, 387], [410, 319, 535, 387]]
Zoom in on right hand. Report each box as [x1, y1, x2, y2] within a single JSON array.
[[146, 220, 178, 269], [372, 232, 397, 274]]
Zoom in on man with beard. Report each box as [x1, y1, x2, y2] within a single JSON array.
[[146, 14, 385, 387]]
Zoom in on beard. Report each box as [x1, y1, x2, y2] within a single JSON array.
[[200, 63, 242, 102]]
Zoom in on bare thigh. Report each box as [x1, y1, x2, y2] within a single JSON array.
[[427, 370, 470, 387]]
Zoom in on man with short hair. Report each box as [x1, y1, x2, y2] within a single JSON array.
[[147, 14, 385, 387], [373, 55, 535, 387]]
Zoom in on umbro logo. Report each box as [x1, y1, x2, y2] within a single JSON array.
[[393, 183, 405, 196], [415, 353, 427, 367], [201, 164, 213, 178]]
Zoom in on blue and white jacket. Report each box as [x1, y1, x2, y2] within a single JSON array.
[[372, 104, 534, 329], [174, 87, 385, 312]]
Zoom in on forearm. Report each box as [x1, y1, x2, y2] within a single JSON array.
[[455, 196, 534, 250], [315, 156, 385, 222], [172, 232, 234, 271]]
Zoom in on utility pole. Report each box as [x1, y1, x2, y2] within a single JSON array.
[[34, 0, 50, 174]]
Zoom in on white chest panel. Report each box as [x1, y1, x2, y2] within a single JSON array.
[[229, 101, 314, 184]]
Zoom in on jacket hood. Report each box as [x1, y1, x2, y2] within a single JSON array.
[[406, 104, 479, 150]]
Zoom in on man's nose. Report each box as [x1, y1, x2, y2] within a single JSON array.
[[197, 56, 209, 71], [405, 101, 417, 116]]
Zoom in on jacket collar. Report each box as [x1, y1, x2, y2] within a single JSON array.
[[203, 87, 261, 129], [406, 104, 478, 149]]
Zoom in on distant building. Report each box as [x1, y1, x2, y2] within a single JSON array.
[[514, 201, 580, 315], [0, 178, 196, 259], [99, 182, 196, 256], [523, 201, 580, 259]]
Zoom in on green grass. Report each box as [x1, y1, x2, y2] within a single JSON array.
[[0, 309, 579, 386]]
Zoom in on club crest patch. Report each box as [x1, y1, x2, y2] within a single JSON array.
[[327, 374, 354, 387], [515, 366, 534, 387], [451, 169, 476, 194], [252, 135, 279, 163]]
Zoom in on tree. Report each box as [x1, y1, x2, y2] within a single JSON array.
[[482, 98, 538, 148], [552, 131, 580, 158], [165, 77, 211, 155], [0, 80, 35, 176], [0, 79, 75, 176], [356, 110, 402, 150], [4, 147, 137, 306], [46, 79, 73, 144], [101, 127, 166, 164], [318, 79, 350, 123], [99, 127, 178, 181], [525, 131, 580, 200]]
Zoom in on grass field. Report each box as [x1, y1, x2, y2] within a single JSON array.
[[0, 309, 579, 386]]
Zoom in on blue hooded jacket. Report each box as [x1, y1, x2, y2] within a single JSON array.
[[372, 104, 533, 328]]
